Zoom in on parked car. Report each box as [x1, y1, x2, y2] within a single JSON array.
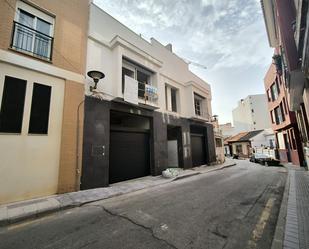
[[250, 153, 280, 166]]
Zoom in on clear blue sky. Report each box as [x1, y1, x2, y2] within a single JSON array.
[[94, 0, 274, 124]]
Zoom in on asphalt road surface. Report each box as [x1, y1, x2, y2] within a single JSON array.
[[0, 160, 287, 249]]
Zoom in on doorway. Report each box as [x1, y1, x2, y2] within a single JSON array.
[[167, 126, 183, 168]]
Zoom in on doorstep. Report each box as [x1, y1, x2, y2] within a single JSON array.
[[0, 158, 236, 227]]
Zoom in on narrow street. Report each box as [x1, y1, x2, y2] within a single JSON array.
[[0, 160, 287, 249]]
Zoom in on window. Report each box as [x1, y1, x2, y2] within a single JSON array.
[[278, 76, 282, 85], [0, 76, 27, 133], [122, 67, 134, 93], [269, 139, 274, 149], [215, 138, 222, 147], [270, 110, 275, 124], [28, 83, 51, 134], [194, 98, 201, 116], [137, 70, 150, 99], [165, 85, 178, 112], [122, 59, 153, 99], [270, 83, 279, 101], [11, 3, 54, 61], [280, 102, 286, 121], [194, 93, 205, 116], [283, 97, 288, 115], [274, 105, 284, 124], [275, 78, 280, 94], [236, 144, 242, 154]]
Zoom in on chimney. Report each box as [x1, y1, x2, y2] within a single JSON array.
[[165, 43, 173, 52]]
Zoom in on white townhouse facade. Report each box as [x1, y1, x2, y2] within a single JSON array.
[[81, 3, 216, 189]]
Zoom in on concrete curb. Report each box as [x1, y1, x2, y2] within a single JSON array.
[[173, 162, 237, 181], [0, 161, 237, 227], [271, 167, 290, 249]]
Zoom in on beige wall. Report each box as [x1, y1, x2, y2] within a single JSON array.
[[0, 0, 89, 75], [0, 0, 88, 203], [0, 62, 65, 204], [232, 142, 250, 156], [57, 81, 84, 193]]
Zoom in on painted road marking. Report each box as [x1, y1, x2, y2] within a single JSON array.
[[247, 197, 275, 249]]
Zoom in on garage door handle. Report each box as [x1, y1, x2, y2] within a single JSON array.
[[102, 146, 105, 156]]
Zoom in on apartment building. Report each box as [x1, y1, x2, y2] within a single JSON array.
[[261, 0, 308, 166], [81, 3, 216, 189], [264, 64, 303, 165], [0, 0, 89, 204], [220, 122, 237, 138], [232, 94, 272, 134]]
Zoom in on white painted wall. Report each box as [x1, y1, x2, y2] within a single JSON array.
[[232, 94, 271, 133], [277, 132, 286, 149], [250, 129, 276, 149], [0, 62, 64, 204], [220, 123, 237, 138], [87, 3, 212, 120]]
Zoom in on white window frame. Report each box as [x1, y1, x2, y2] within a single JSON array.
[[165, 84, 179, 113], [194, 93, 204, 116], [122, 59, 153, 100], [13, 1, 54, 59], [122, 60, 153, 85]]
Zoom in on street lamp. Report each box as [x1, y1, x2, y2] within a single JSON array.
[[87, 70, 105, 92]]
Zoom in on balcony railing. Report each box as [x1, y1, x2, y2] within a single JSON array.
[[10, 21, 53, 61], [123, 76, 158, 105], [194, 109, 211, 121]]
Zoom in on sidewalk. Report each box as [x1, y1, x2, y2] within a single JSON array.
[[272, 164, 309, 249], [0, 158, 236, 226]]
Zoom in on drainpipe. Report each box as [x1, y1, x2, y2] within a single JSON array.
[[76, 99, 85, 191]]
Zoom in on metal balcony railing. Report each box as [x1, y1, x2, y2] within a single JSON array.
[[122, 78, 158, 102], [138, 82, 158, 104], [11, 21, 53, 61]]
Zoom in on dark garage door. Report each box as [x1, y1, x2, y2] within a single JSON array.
[[109, 130, 150, 184], [191, 134, 206, 167]]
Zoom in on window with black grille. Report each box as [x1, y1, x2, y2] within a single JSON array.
[[0, 76, 27, 133], [28, 83, 51, 134]]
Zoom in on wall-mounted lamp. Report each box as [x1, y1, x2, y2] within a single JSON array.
[[87, 70, 105, 92]]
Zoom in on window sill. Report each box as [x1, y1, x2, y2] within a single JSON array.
[[28, 133, 49, 136], [165, 109, 179, 114], [8, 47, 53, 64], [0, 132, 22, 135], [190, 115, 210, 122]]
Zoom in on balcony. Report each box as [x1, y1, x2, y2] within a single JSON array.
[[121, 75, 158, 109], [10, 21, 53, 61], [191, 109, 211, 122]]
